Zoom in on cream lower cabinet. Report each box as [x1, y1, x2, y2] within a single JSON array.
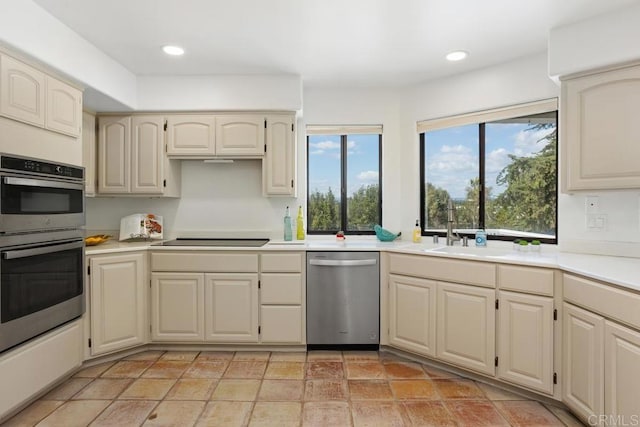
[[388, 274, 436, 357], [563, 302, 604, 423], [151, 273, 205, 341], [497, 291, 554, 394], [204, 273, 259, 343], [88, 252, 146, 356], [437, 282, 496, 376], [604, 320, 640, 420]]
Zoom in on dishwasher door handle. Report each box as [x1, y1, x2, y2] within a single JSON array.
[[309, 259, 378, 267]]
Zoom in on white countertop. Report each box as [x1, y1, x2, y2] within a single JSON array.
[[85, 238, 640, 292]]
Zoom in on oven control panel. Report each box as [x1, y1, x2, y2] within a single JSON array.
[[1, 154, 84, 179]]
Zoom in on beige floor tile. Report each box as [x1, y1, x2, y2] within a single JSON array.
[[342, 351, 379, 361], [306, 351, 343, 361], [351, 401, 405, 427], [305, 361, 344, 379], [35, 400, 110, 427], [264, 362, 305, 379], [422, 364, 460, 379], [544, 404, 586, 427], [477, 382, 527, 400], [401, 400, 457, 426], [233, 351, 271, 361], [302, 401, 352, 426], [89, 400, 157, 427], [2, 400, 63, 427], [211, 379, 261, 401], [349, 380, 393, 400], [142, 400, 205, 426], [269, 352, 307, 362], [165, 379, 216, 400], [390, 379, 438, 399], [101, 360, 154, 378], [124, 351, 165, 361], [119, 378, 176, 400], [304, 379, 349, 401], [40, 378, 92, 400], [435, 379, 485, 399], [494, 401, 564, 426], [196, 351, 235, 361], [249, 401, 301, 427], [345, 362, 386, 379], [446, 400, 510, 426], [72, 378, 132, 400], [142, 361, 191, 378], [258, 380, 304, 401], [195, 401, 253, 426], [182, 361, 229, 379], [159, 351, 199, 362], [223, 361, 267, 379], [383, 361, 428, 379], [73, 362, 115, 378]]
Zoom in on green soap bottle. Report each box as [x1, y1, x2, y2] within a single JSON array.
[[296, 206, 305, 240]]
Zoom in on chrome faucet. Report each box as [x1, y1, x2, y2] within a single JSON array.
[[446, 199, 461, 246]]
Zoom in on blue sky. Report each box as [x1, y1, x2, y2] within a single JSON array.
[[308, 134, 380, 198], [425, 122, 554, 199]]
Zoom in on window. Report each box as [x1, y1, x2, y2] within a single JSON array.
[[306, 126, 382, 234], [419, 100, 558, 243]]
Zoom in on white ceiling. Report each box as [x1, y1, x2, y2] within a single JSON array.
[[33, 0, 638, 87]]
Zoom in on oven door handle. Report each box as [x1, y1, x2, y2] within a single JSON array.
[[3, 176, 84, 191], [2, 240, 84, 259]]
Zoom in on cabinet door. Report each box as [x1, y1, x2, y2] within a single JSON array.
[[82, 112, 97, 196], [89, 253, 146, 356], [98, 116, 130, 193], [151, 273, 205, 342], [563, 303, 604, 424], [263, 115, 295, 196], [216, 115, 264, 156], [131, 116, 164, 194], [497, 291, 554, 394], [562, 65, 640, 191], [166, 115, 216, 156], [261, 306, 303, 344], [604, 321, 640, 419], [437, 282, 496, 375], [204, 273, 259, 342], [389, 274, 436, 357], [45, 76, 81, 137], [0, 54, 45, 127]]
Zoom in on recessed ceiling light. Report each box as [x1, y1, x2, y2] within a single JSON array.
[[446, 50, 468, 61], [162, 45, 185, 56]]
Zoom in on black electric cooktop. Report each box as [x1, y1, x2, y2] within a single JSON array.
[[157, 238, 270, 247]]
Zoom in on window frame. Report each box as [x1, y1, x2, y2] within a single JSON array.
[[306, 132, 383, 235], [419, 101, 558, 244]]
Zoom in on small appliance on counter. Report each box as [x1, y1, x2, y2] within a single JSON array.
[[119, 213, 163, 241]]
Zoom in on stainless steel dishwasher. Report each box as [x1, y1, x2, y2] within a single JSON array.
[[306, 251, 380, 349]]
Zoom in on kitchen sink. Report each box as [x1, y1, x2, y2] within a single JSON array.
[[428, 246, 513, 257]]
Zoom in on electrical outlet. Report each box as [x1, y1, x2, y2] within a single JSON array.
[[586, 213, 607, 231], [586, 196, 599, 214]]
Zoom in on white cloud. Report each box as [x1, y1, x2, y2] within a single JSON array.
[[309, 149, 325, 155], [513, 127, 553, 156], [486, 147, 510, 174], [357, 170, 379, 181], [309, 140, 340, 150], [428, 144, 477, 173]]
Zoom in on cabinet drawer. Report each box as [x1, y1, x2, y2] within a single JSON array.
[[151, 252, 258, 272], [260, 306, 303, 344], [261, 273, 302, 304], [564, 273, 640, 330], [498, 265, 554, 296], [389, 253, 496, 288], [261, 253, 303, 273]]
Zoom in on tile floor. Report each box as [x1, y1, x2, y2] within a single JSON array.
[[2, 350, 585, 426]]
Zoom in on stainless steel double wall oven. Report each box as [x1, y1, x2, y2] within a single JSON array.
[[0, 154, 85, 353]]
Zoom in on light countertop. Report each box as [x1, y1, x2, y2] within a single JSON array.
[[85, 238, 640, 292]]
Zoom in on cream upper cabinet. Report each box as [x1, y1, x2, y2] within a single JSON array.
[[131, 116, 164, 194], [563, 302, 604, 423], [497, 291, 554, 394], [166, 115, 216, 156], [437, 282, 496, 376], [263, 114, 296, 196], [88, 252, 146, 357], [98, 116, 130, 194], [151, 273, 205, 342], [562, 64, 640, 191], [45, 76, 81, 137], [604, 320, 640, 420], [204, 273, 259, 343], [216, 115, 265, 156], [82, 112, 97, 196], [0, 54, 45, 127], [388, 274, 436, 357]]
